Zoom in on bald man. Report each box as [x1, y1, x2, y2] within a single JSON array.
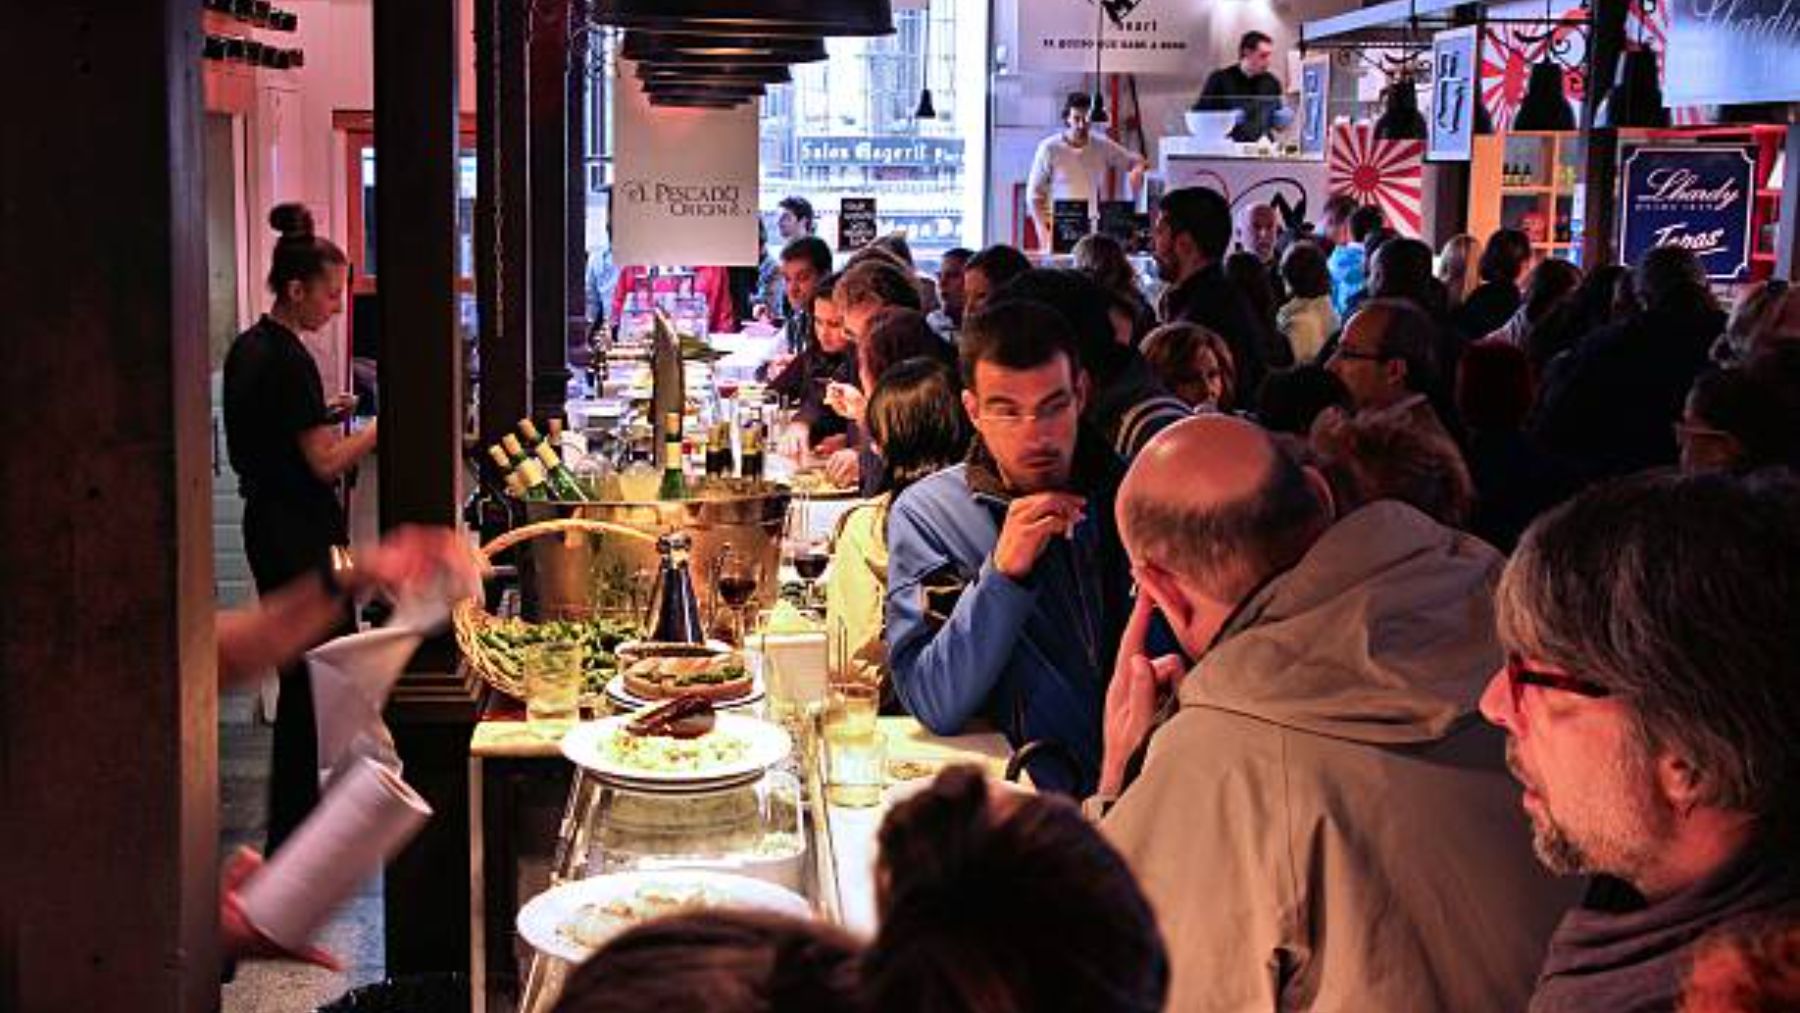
[[1093, 416, 1576, 1012]]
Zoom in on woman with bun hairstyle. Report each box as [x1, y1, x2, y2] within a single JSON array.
[[223, 203, 378, 851]]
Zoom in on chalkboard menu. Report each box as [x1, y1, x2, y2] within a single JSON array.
[[1667, 0, 1800, 106], [1098, 200, 1148, 251], [1619, 145, 1756, 282], [1052, 199, 1091, 254], [838, 197, 878, 252]]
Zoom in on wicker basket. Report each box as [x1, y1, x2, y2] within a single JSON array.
[[454, 516, 657, 700]]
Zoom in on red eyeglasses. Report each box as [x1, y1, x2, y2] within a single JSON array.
[[1506, 653, 1613, 716]]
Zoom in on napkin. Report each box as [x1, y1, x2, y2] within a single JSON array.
[[238, 757, 433, 952]]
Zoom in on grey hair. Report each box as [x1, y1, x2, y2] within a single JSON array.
[[1496, 469, 1800, 823], [1124, 439, 1325, 601]]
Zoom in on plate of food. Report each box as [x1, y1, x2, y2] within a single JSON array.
[[611, 641, 759, 705], [518, 869, 813, 964], [784, 469, 859, 499], [561, 697, 791, 788]]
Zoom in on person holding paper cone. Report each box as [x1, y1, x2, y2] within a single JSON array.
[[1026, 92, 1147, 254]]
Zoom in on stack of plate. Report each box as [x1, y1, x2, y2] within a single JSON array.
[[518, 868, 814, 964], [602, 672, 767, 712], [560, 712, 792, 795]]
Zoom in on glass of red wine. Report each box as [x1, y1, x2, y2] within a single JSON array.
[[714, 543, 760, 646]]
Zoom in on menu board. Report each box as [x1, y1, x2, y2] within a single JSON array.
[[1619, 145, 1757, 282], [1052, 199, 1091, 254], [1666, 0, 1800, 106], [838, 197, 878, 252]]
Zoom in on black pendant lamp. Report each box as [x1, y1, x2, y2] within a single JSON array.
[[1594, 45, 1670, 129], [913, 0, 936, 119], [620, 30, 829, 65], [637, 62, 793, 85], [1373, 73, 1427, 139], [598, 0, 894, 38], [1512, 59, 1576, 130], [1087, 0, 1109, 123]]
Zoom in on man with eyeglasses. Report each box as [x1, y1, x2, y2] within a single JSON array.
[[884, 299, 1133, 795], [1327, 297, 1462, 446], [1095, 414, 1573, 1011], [1480, 470, 1800, 1012]]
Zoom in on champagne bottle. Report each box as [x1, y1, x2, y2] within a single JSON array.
[[657, 412, 688, 500], [548, 417, 565, 442], [517, 458, 551, 501], [503, 470, 528, 499], [487, 443, 515, 477], [534, 442, 587, 501], [500, 433, 531, 468], [705, 420, 734, 479]]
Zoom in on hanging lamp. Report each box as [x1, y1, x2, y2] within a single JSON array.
[[620, 31, 828, 65], [1512, 59, 1576, 130], [597, 0, 894, 37], [1087, 0, 1109, 122], [913, 1, 936, 119], [1594, 45, 1669, 128], [1373, 72, 1427, 139]]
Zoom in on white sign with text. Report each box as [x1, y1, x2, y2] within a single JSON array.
[[1012, 0, 1207, 75], [613, 60, 761, 267]]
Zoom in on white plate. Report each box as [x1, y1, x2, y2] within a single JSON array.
[[561, 713, 791, 787], [603, 672, 766, 711], [518, 869, 814, 964]]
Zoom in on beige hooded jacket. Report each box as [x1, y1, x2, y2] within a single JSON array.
[[1103, 502, 1580, 1012]]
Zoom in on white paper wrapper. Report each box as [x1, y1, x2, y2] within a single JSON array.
[[748, 631, 827, 707], [307, 626, 421, 781], [239, 757, 433, 952]]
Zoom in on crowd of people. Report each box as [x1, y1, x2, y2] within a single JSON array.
[[560, 185, 1800, 1011]]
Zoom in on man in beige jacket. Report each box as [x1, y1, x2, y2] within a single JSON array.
[[1095, 415, 1577, 1011]]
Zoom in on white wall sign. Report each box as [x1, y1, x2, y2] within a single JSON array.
[[1012, 0, 1207, 75], [612, 59, 760, 267]]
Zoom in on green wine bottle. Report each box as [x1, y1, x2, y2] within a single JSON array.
[[535, 442, 588, 501], [657, 411, 688, 500], [516, 458, 552, 501]]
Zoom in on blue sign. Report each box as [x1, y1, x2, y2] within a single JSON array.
[[1667, 0, 1800, 106], [1299, 56, 1329, 159], [1619, 145, 1756, 282]]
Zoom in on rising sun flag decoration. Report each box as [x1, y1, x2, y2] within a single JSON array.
[[1327, 122, 1424, 236]]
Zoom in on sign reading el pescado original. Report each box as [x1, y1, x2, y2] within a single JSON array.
[[1619, 146, 1756, 282]]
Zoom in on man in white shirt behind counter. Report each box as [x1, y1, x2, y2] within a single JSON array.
[[1027, 91, 1147, 253]]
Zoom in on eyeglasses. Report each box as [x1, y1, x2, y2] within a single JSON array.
[[981, 396, 1076, 429], [1331, 346, 1387, 363], [1505, 653, 1612, 718]]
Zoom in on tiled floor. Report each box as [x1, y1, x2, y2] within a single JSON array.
[[219, 689, 386, 1012]]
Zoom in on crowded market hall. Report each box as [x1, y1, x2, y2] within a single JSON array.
[[10, 0, 1800, 1009]]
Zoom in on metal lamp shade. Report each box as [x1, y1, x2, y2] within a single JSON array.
[[640, 81, 767, 99], [650, 96, 748, 108], [637, 62, 792, 85], [1512, 60, 1576, 131], [597, 0, 894, 37], [913, 88, 937, 119], [1373, 78, 1427, 140], [620, 31, 828, 64], [1595, 47, 1670, 129]]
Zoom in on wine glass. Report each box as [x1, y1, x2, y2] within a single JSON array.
[[782, 497, 830, 612], [713, 543, 760, 646]]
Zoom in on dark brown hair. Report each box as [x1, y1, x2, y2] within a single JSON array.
[[959, 298, 1080, 391], [553, 909, 861, 1013], [1280, 240, 1331, 300], [860, 307, 953, 385], [266, 202, 346, 298], [837, 259, 922, 313], [862, 766, 1169, 1013]]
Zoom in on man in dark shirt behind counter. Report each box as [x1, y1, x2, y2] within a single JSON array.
[[1194, 31, 1291, 142]]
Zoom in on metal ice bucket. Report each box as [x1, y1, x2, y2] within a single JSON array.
[[517, 491, 791, 626]]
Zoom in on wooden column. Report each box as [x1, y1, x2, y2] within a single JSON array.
[[373, 0, 481, 978], [0, 2, 217, 1010], [477, 0, 533, 450], [529, 0, 573, 410], [565, 4, 592, 376]]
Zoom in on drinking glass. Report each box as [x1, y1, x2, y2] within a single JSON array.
[[522, 641, 584, 740], [713, 543, 760, 647], [822, 617, 884, 806]]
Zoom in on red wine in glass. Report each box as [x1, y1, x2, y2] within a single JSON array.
[[718, 573, 759, 607], [793, 551, 829, 582], [718, 379, 741, 400]]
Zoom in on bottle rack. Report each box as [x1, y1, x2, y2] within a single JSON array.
[[1469, 132, 1584, 265], [203, 0, 298, 31]]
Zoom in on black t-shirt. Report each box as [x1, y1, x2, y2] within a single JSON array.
[[768, 340, 856, 446], [223, 315, 336, 507], [1196, 66, 1284, 141]]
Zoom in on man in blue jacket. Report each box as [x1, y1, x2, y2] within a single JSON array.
[[884, 298, 1132, 795]]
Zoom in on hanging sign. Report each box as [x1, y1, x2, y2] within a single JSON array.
[[1429, 27, 1480, 162], [1619, 145, 1756, 282], [1666, 0, 1800, 105], [1298, 56, 1330, 159], [1010, 0, 1209, 75], [838, 197, 879, 252], [1327, 123, 1425, 237], [612, 60, 760, 266]]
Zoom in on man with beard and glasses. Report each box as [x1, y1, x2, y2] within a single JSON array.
[[1480, 470, 1800, 1012], [1096, 414, 1575, 1011], [884, 299, 1133, 795]]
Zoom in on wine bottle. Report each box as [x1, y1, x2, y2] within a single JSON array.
[[740, 421, 764, 481], [503, 470, 528, 499], [517, 458, 552, 501], [487, 443, 515, 477], [500, 433, 531, 468], [534, 442, 587, 501], [657, 412, 688, 501], [518, 418, 546, 454], [548, 417, 565, 442], [705, 421, 734, 479]]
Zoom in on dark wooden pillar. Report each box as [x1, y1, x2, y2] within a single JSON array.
[[1579, 0, 1628, 269], [373, 0, 481, 978], [566, 4, 592, 374], [478, 0, 534, 449], [0, 2, 217, 1010], [529, 0, 573, 410]]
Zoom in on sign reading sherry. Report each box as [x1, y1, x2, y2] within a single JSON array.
[[1619, 145, 1756, 282]]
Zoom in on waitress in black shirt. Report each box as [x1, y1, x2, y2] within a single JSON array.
[[223, 204, 379, 852]]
